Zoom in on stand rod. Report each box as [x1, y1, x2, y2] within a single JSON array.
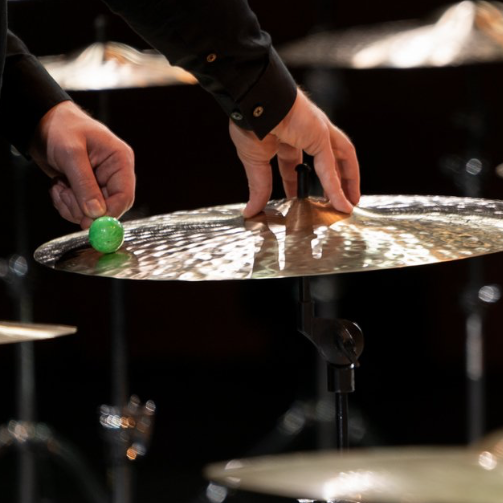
[[335, 393, 349, 451]]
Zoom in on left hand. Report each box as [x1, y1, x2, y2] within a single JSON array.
[[29, 101, 135, 229], [229, 88, 360, 218]]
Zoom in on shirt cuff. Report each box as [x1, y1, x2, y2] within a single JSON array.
[[222, 48, 297, 140]]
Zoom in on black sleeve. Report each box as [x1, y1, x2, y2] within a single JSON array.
[[102, 0, 297, 139], [0, 30, 71, 153]]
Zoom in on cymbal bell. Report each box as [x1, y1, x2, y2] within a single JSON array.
[[204, 442, 503, 502], [34, 195, 503, 281], [0, 321, 76, 345], [280, 1, 503, 69], [40, 41, 197, 91]]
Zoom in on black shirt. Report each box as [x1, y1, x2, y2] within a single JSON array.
[[0, 0, 298, 151]]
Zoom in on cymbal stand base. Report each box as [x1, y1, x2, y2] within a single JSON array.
[[0, 421, 108, 503]]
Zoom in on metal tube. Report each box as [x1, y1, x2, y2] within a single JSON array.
[[335, 393, 349, 451]]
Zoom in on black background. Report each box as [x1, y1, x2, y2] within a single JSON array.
[[1, 1, 503, 501]]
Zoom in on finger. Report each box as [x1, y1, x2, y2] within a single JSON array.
[[53, 178, 84, 222], [60, 146, 107, 219], [94, 145, 135, 218], [339, 159, 360, 205], [80, 216, 94, 230], [241, 160, 274, 218], [60, 188, 85, 222], [312, 142, 353, 213], [331, 127, 360, 205], [105, 193, 134, 219], [50, 183, 80, 224], [277, 143, 302, 199]]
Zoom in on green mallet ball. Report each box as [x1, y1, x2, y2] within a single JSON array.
[[89, 216, 124, 254]]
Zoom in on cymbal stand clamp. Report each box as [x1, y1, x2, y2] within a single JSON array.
[[297, 276, 363, 451]]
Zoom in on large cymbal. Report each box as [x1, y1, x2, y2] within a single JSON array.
[[204, 442, 503, 502], [34, 195, 503, 281], [280, 1, 503, 69], [0, 321, 76, 345], [39, 41, 197, 91]]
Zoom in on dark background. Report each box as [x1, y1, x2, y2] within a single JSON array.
[[1, 0, 503, 501]]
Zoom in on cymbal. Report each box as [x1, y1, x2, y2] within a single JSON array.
[[204, 444, 503, 502], [34, 195, 503, 281], [0, 321, 77, 345], [39, 41, 197, 91], [280, 1, 503, 69]]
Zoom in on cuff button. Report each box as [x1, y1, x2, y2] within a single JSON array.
[[253, 106, 264, 118]]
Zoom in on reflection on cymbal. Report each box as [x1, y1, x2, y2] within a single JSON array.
[[40, 41, 197, 91], [204, 442, 503, 502], [280, 1, 503, 69], [0, 321, 76, 345], [34, 195, 503, 281]]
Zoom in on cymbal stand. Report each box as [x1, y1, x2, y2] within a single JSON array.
[[295, 164, 364, 450]]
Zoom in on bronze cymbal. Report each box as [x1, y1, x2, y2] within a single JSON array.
[[39, 41, 197, 91], [0, 321, 76, 345], [204, 441, 503, 502], [34, 195, 503, 281], [280, 1, 503, 69]]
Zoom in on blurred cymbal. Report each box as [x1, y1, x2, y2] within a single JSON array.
[[0, 321, 76, 345], [280, 1, 503, 69], [204, 443, 503, 502], [34, 195, 503, 281], [39, 41, 197, 91]]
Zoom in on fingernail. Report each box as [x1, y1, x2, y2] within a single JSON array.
[[85, 198, 106, 218], [331, 198, 353, 214]]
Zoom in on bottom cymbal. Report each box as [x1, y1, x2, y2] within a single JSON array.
[[0, 322, 76, 345], [204, 443, 503, 502]]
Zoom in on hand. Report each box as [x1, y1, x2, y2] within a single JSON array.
[[229, 88, 360, 218], [29, 101, 135, 229]]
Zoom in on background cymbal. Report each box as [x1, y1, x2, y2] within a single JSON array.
[[39, 41, 197, 91], [204, 443, 503, 502], [280, 1, 503, 69], [0, 321, 76, 345], [34, 195, 503, 281]]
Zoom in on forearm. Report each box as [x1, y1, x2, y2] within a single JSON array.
[[102, 0, 297, 138], [0, 30, 71, 153]]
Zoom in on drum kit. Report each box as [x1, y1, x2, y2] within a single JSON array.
[[5, 0, 503, 502]]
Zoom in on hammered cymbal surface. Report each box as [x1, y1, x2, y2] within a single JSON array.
[[204, 445, 503, 502], [34, 195, 503, 281], [0, 321, 77, 345]]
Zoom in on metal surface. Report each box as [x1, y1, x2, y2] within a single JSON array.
[[0, 321, 76, 344], [204, 443, 503, 502], [34, 195, 503, 281], [39, 42, 197, 91], [280, 1, 503, 69]]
